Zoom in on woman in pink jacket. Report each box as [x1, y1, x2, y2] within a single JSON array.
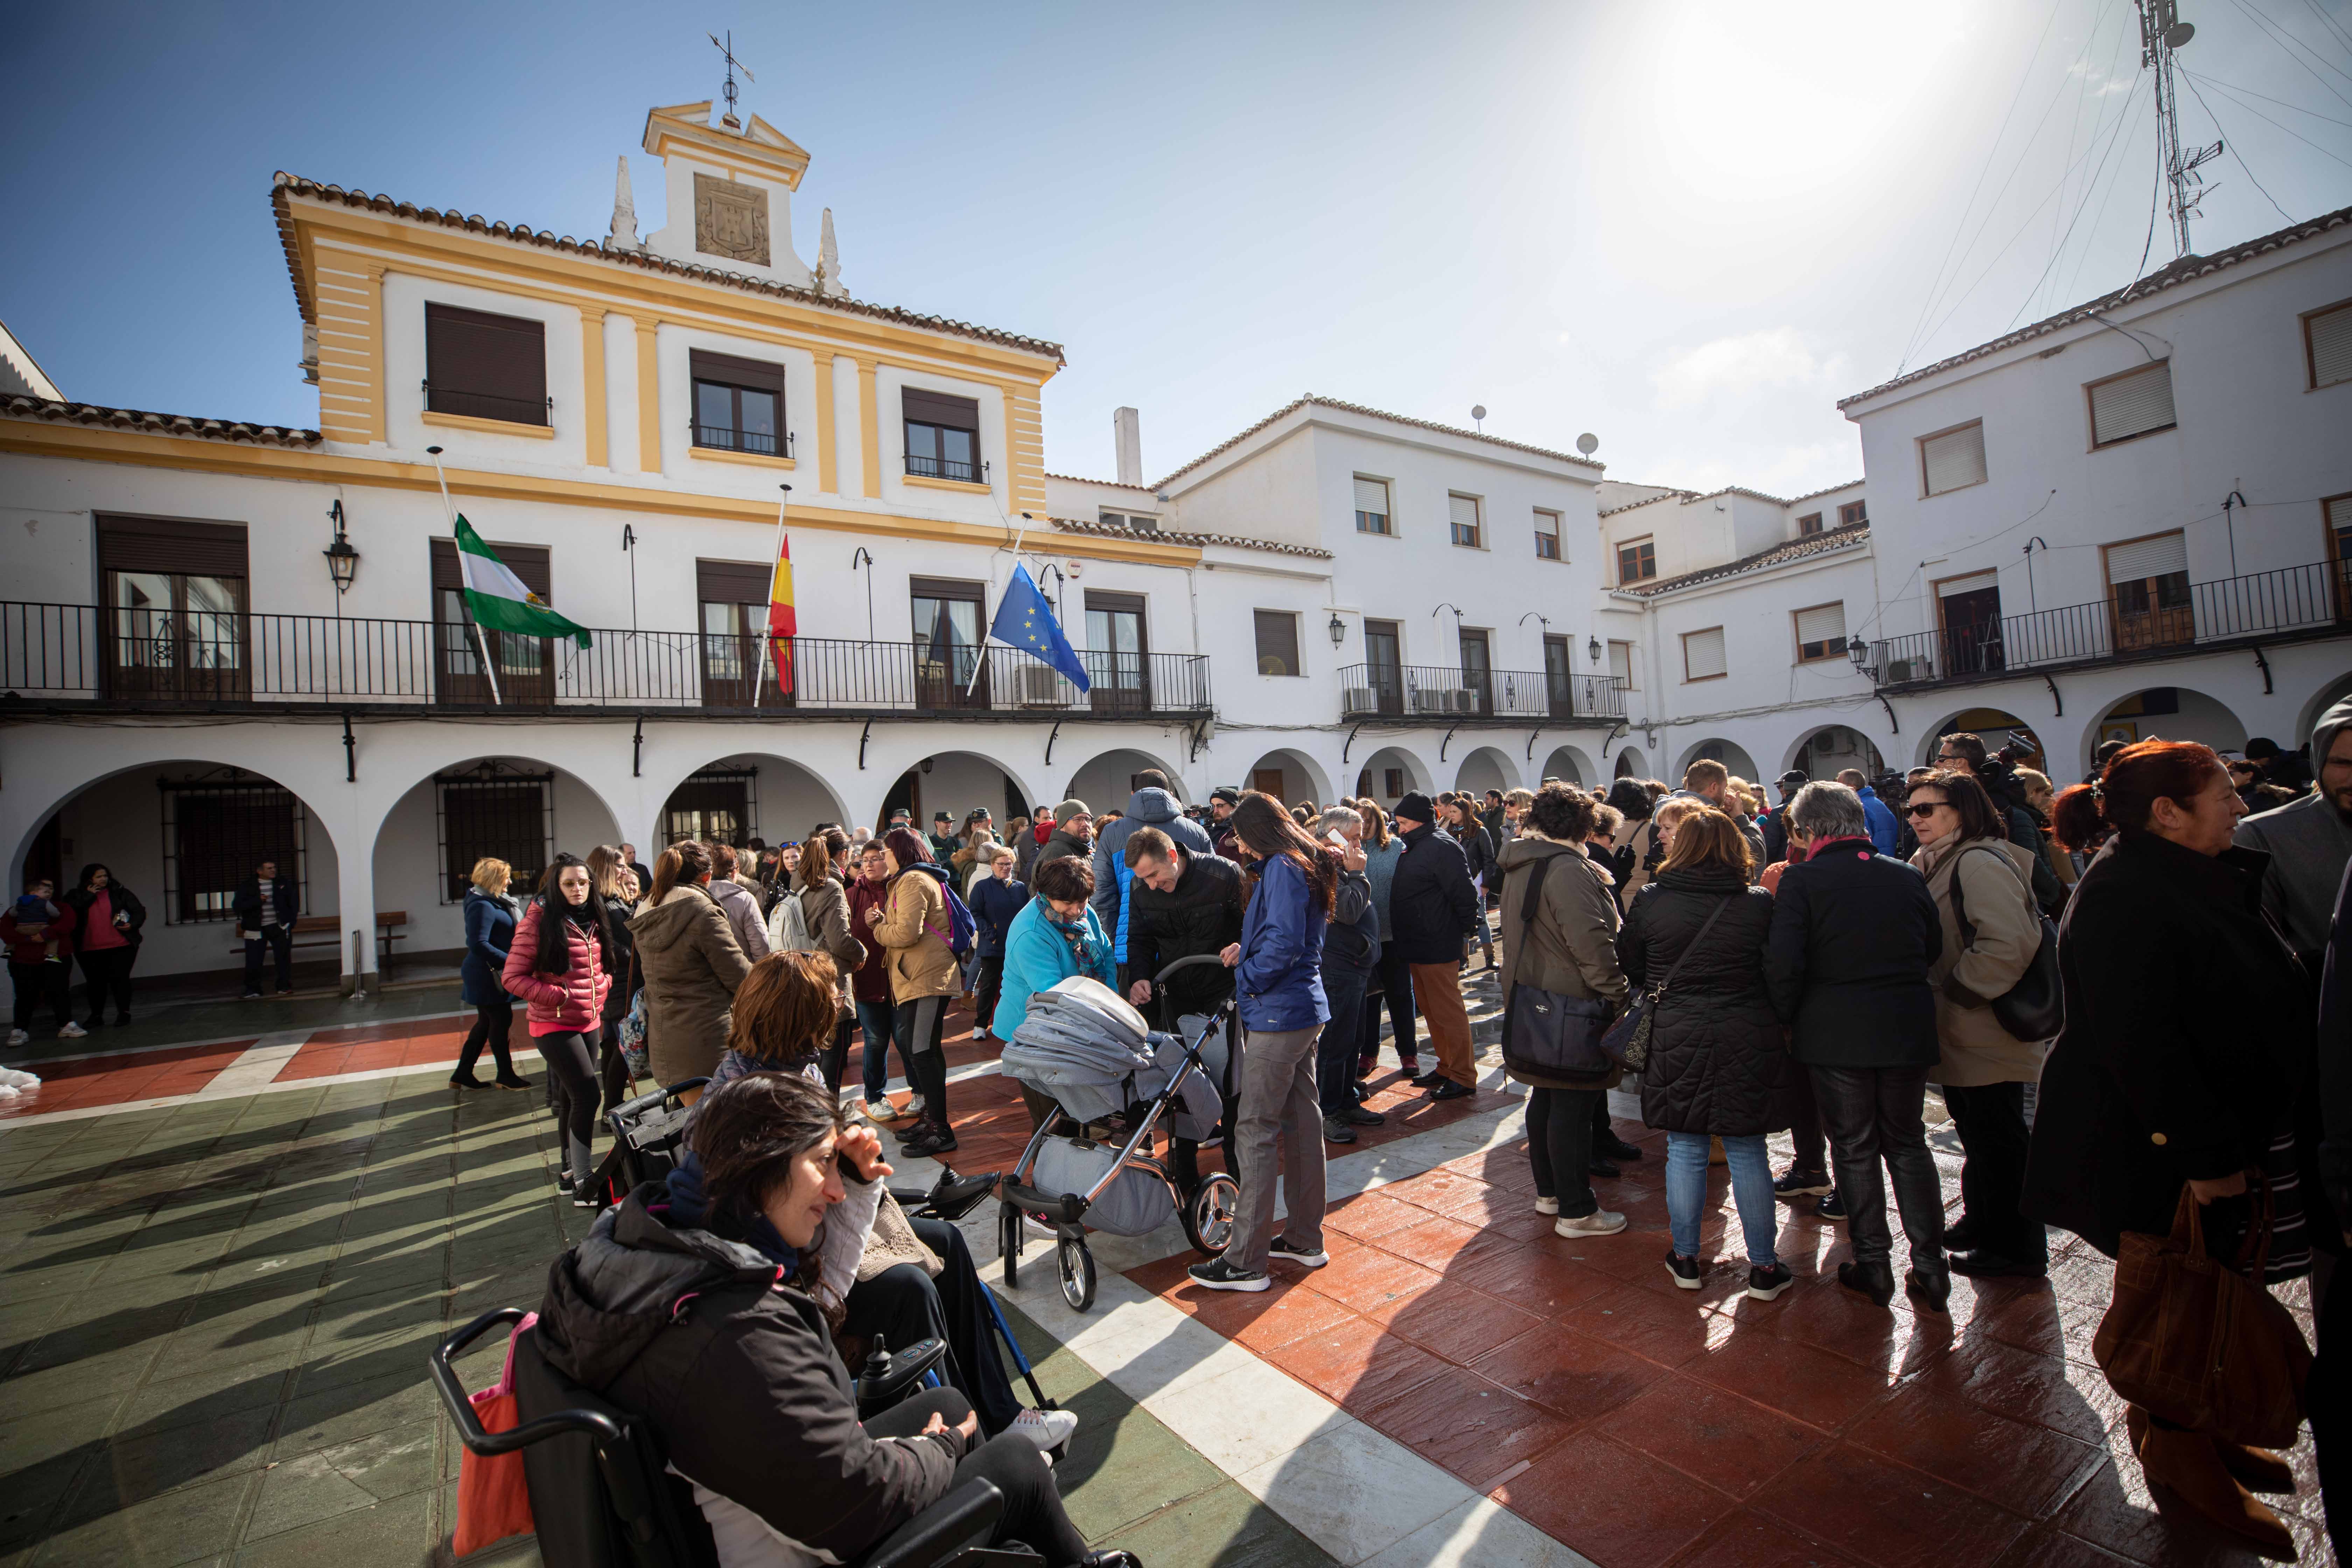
[[503, 852, 614, 1205]]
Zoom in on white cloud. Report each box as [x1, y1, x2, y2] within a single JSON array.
[[1648, 327, 1845, 410]]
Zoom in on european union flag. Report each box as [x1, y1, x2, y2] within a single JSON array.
[[988, 564, 1091, 693]]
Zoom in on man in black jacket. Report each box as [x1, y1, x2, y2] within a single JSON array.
[[232, 859, 300, 999], [1389, 793, 1480, 1100], [1763, 781, 1948, 1311], [1760, 770, 1807, 867], [1935, 733, 2063, 913], [1124, 829, 1248, 1185]]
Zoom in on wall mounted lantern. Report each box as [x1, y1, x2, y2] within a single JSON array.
[[323, 500, 360, 594]]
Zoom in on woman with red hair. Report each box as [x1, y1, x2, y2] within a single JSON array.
[[2026, 739, 2310, 1552]]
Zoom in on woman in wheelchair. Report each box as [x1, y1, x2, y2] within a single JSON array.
[[666, 953, 1078, 1455], [539, 1071, 1139, 1568]]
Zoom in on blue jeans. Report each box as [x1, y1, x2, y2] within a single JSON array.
[[855, 999, 899, 1102], [1665, 1131, 1779, 1268]]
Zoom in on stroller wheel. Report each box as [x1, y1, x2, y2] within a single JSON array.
[[999, 1204, 1021, 1291], [1183, 1172, 1241, 1256], [1058, 1236, 1097, 1312]]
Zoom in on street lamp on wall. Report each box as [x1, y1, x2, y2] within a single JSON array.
[[1328, 612, 1346, 648], [1847, 637, 1872, 675], [323, 500, 359, 594], [1587, 635, 1602, 665]]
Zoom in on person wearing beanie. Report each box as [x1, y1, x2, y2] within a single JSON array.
[[2236, 695, 2352, 975], [1386, 792, 1481, 1099], [1207, 787, 1242, 861], [1035, 801, 1094, 872]]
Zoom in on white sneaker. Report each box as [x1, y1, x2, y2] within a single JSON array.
[[1009, 1407, 1079, 1453], [972, 1025, 991, 1041], [905, 1095, 927, 1118], [58, 1022, 86, 1040], [1533, 1196, 1559, 1216], [1555, 1210, 1628, 1238], [844, 1098, 873, 1124], [5, 1029, 26, 1047]]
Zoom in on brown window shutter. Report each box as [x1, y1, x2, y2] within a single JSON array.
[[688, 349, 786, 394], [96, 515, 249, 576], [431, 537, 551, 596], [909, 575, 985, 602], [901, 388, 980, 430], [425, 303, 547, 406], [696, 559, 773, 604], [1083, 589, 1146, 614]]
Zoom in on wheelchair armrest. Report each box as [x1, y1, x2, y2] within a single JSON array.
[[849, 1477, 1007, 1568], [854, 1336, 950, 1417], [428, 1308, 622, 1455]]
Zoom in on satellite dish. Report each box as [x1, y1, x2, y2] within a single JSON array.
[[2163, 19, 2193, 47], [1576, 432, 1600, 455], [1471, 404, 1487, 421]]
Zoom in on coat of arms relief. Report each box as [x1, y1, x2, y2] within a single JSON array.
[[693, 173, 771, 266]]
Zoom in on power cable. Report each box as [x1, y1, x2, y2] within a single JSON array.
[[2009, 83, 2152, 328], [2231, 0, 2352, 105], [2303, 0, 2352, 57], [2184, 66, 2352, 126], [2194, 72, 2352, 168], [2179, 73, 2298, 220]]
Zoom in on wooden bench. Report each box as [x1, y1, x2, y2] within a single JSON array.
[[230, 912, 408, 971]]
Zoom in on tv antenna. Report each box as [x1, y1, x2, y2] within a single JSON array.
[[2137, 0, 2220, 261], [708, 31, 755, 130]]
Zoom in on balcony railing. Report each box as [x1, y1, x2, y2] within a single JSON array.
[[1337, 662, 1627, 722], [0, 604, 1211, 719], [904, 452, 983, 484], [1861, 558, 2352, 688], [692, 423, 788, 456]]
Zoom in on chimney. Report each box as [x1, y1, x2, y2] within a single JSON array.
[[1113, 407, 1142, 488]]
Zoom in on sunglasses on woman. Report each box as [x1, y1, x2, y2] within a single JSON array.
[[1905, 800, 1947, 818]]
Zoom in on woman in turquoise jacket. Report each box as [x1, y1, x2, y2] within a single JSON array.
[[992, 855, 1114, 1129]]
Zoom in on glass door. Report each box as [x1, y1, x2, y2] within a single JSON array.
[[1364, 620, 1404, 716], [1544, 634, 1576, 718], [1459, 629, 1493, 715], [700, 601, 791, 707], [911, 587, 985, 709], [1938, 582, 2004, 676], [1083, 596, 1148, 715], [104, 569, 248, 702], [435, 587, 553, 705]]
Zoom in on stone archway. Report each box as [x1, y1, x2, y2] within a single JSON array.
[[652, 751, 854, 849], [2086, 685, 2248, 776], [1063, 744, 1190, 813], [1783, 723, 1887, 780], [1919, 707, 2044, 772], [1239, 747, 1336, 809], [1538, 745, 1597, 788], [1453, 745, 1517, 797], [1674, 737, 1760, 783]]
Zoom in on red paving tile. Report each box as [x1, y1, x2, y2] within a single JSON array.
[[1847, 1380, 2107, 1519], [1353, 1362, 1576, 1491], [1492, 1435, 1739, 1568], [1361, 1283, 1545, 1367], [1667, 1509, 1869, 1568], [1612, 1374, 1832, 1500], [1752, 1442, 2035, 1567], [1468, 1324, 1673, 1426], [0, 1040, 252, 1116]]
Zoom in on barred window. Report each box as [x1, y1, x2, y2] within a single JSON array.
[[663, 769, 757, 847], [438, 764, 552, 903], [160, 772, 305, 924]]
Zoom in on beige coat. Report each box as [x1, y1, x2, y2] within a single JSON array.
[[628, 884, 755, 1084], [797, 877, 868, 1017], [1498, 834, 1632, 1090], [1915, 836, 2051, 1087], [874, 870, 960, 1001]]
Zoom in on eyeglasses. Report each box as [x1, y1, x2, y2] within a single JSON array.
[[1905, 800, 1947, 818]]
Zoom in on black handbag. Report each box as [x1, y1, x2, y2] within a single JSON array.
[[1500, 855, 1618, 1078], [1946, 845, 2063, 1041], [1597, 893, 1735, 1070]]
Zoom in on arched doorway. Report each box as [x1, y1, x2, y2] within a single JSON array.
[[1241, 748, 1335, 809], [657, 753, 852, 848], [879, 750, 1034, 837], [1539, 746, 1594, 788], [1788, 724, 1886, 780], [1064, 747, 1188, 814], [1454, 746, 1515, 798], [2090, 686, 2246, 770], [1351, 745, 1431, 809], [1924, 708, 2043, 771], [1676, 738, 1760, 783], [1614, 746, 1647, 780]]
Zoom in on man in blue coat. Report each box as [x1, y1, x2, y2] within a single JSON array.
[[965, 848, 1030, 1041], [1090, 770, 1212, 986], [1839, 768, 1901, 854]]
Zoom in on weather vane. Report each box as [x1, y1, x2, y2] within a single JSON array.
[[708, 30, 755, 130]]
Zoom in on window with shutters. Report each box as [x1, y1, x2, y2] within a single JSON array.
[[431, 538, 554, 705], [697, 559, 783, 706], [2306, 299, 2352, 390], [2104, 530, 2193, 652], [1352, 476, 1392, 535], [1682, 626, 1727, 682], [690, 350, 786, 457], [1839, 499, 1868, 527], [1796, 512, 1823, 537], [1608, 639, 1635, 690], [424, 303, 548, 426], [664, 770, 756, 847], [437, 763, 553, 904], [1920, 421, 1988, 496], [1099, 509, 1159, 532], [1533, 508, 1563, 559], [1617, 537, 1657, 584], [1793, 601, 1849, 663], [95, 514, 250, 701], [2087, 362, 2177, 448], [1253, 610, 1302, 677], [1448, 493, 1483, 549], [2327, 493, 2352, 618], [160, 773, 305, 924], [902, 388, 982, 483]]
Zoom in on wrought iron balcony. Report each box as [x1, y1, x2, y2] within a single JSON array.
[[1856, 559, 2352, 690], [0, 604, 1211, 721], [1337, 662, 1627, 723], [904, 452, 984, 484]]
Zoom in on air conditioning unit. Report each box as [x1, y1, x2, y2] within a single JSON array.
[[1410, 688, 1448, 715], [1017, 665, 1073, 706], [1344, 686, 1375, 713], [1885, 659, 1915, 683]]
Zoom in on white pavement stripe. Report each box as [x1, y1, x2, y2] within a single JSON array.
[[195, 1030, 316, 1098]]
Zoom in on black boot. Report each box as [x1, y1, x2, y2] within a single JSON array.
[[1837, 1259, 1896, 1307], [1905, 1264, 1952, 1314]]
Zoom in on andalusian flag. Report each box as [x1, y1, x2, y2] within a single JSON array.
[[765, 533, 797, 694], [456, 517, 590, 649]]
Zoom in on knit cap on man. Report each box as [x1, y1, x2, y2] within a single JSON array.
[[1055, 799, 1091, 826]]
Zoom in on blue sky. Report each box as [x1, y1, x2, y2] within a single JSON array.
[[5, 0, 2349, 497]]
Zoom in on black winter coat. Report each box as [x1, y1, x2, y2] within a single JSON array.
[[1620, 868, 1797, 1136], [1125, 849, 1246, 1020], [1456, 822, 1497, 886], [1389, 823, 1481, 964], [1763, 837, 1942, 1068], [2023, 833, 2311, 1257], [63, 882, 147, 950]]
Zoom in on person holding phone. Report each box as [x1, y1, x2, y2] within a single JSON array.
[[62, 864, 145, 1028]]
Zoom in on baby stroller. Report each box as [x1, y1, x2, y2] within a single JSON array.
[[997, 955, 1241, 1311]]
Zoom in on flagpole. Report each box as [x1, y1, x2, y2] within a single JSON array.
[[967, 512, 1031, 700], [751, 485, 790, 709], [426, 446, 501, 706]]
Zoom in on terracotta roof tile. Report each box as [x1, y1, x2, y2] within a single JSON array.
[[1, 394, 320, 448], [1044, 472, 1155, 491], [1625, 522, 1869, 597], [1045, 515, 1331, 559], [1840, 203, 2352, 408], [1152, 394, 1604, 490], [1599, 480, 1863, 519], [271, 174, 1065, 363]]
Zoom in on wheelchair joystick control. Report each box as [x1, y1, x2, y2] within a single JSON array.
[[856, 1334, 895, 1403]]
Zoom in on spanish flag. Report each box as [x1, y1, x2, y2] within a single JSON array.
[[767, 534, 797, 694]]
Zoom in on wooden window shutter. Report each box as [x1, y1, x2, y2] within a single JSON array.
[[1922, 423, 1987, 496], [1683, 626, 1727, 680], [96, 515, 249, 576], [425, 303, 547, 406], [430, 537, 550, 596], [696, 559, 772, 604], [2105, 531, 2188, 585], [688, 349, 785, 394], [2089, 362, 2177, 447], [901, 388, 980, 430], [1352, 476, 1389, 517], [1794, 603, 1847, 646]]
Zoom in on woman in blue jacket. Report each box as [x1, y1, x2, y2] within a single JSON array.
[[1189, 792, 1335, 1293], [453, 858, 529, 1090], [993, 855, 1114, 1130]]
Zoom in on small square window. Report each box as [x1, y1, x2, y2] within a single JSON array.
[[1253, 609, 1302, 677], [1682, 626, 1727, 681], [1617, 539, 1657, 584], [1448, 493, 1482, 548], [1534, 509, 1562, 560], [1352, 476, 1391, 535], [1839, 499, 1868, 527], [1794, 602, 1849, 663], [1796, 512, 1823, 537]]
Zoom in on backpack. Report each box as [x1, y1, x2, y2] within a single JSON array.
[[766, 889, 813, 954], [917, 868, 979, 959]]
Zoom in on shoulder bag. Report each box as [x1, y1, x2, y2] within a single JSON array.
[[1947, 845, 2062, 1041], [1501, 855, 1619, 1078], [1596, 893, 1736, 1072]]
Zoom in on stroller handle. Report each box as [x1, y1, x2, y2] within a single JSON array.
[[1151, 952, 1230, 986]]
